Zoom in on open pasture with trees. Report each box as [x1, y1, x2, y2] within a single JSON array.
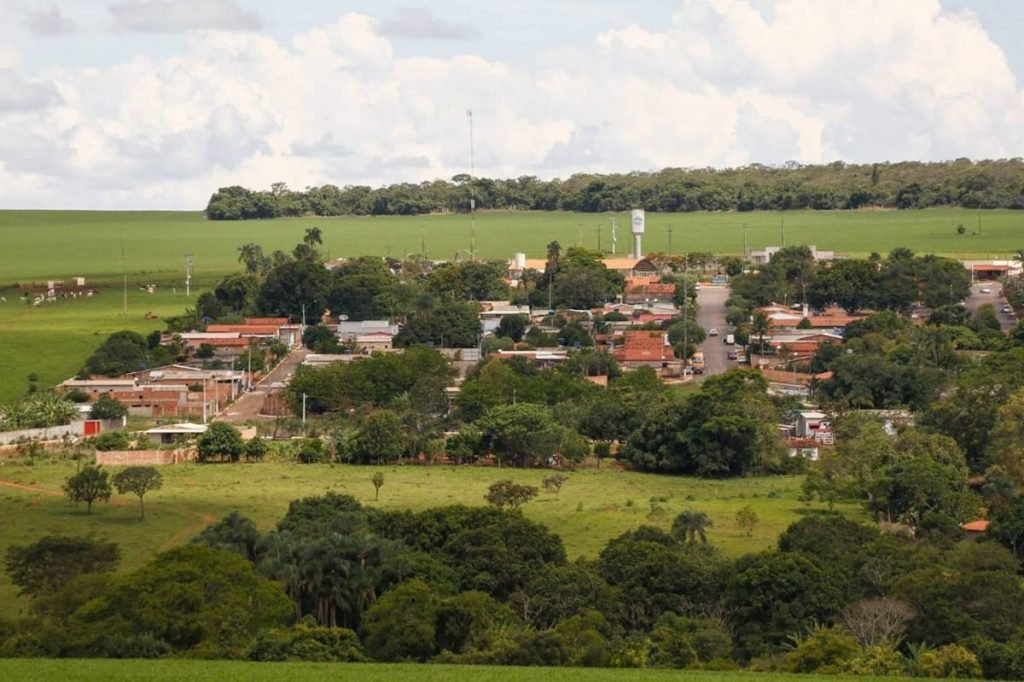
[[0, 458, 853, 620], [0, 659, 931, 681]]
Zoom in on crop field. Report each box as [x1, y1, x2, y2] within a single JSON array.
[[0, 458, 858, 619], [0, 659, 930, 681], [2, 208, 1023, 284]]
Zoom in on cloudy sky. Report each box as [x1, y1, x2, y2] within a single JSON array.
[[1, 0, 1023, 209]]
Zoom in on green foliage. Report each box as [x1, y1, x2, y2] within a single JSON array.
[[914, 643, 982, 679], [351, 410, 405, 464], [301, 324, 340, 353], [394, 301, 481, 348], [624, 369, 782, 476], [75, 545, 292, 658], [779, 627, 859, 674], [258, 259, 330, 322], [495, 314, 529, 342], [80, 330, 150, 377], [1, 391, 79, 431], [650, 613, 732, 668], [249, 618, 365, 662], [193, 511, 262, 563], [672, 510, 713, 544], [362, 579, 440, 662], [62, 465, 112, 514], [476, 403, 561, 467], [485, 480, 539, 509], [88, 395, 128, 420], [244, 436, 268, 461], [197, 422, 245, 463], [112, 466, 163, 520], [91, 430, 131, 451], [735, 505, 759, 536], [4, 536, 119, 599]]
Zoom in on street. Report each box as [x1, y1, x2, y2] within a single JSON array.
[[696, 285, 731, 377], [964, 282, 1016, 332], [218, 348, 308, 423]]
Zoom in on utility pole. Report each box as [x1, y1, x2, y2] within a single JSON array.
[[682, 258, 689, 368], [302, 393, 307, 427], [466, 109, 477, 260], [596, 225, 602, 253], [668, 225, 673, 257], [611, 217, 618, 255], [780, 211, 786, 247], [742, 223, 749, 257]]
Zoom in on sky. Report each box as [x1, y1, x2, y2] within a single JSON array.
[[0, 0, 1022, 209]]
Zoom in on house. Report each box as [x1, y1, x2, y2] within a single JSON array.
[[205, 318, 302, 347], [961, 519, 989, 537], [336, 320, 400, 342], [506, 254, 661, 281], [144, 422, 208, 445], [795, 410, 833, 443], [494, 349, 567, 367], [624, 281, 676, 305], [614, 330, 678, 369], [356, 332, 394, 352], [747, 245, 836, 265]]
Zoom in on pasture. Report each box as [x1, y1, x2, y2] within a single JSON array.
[[0, 659, 931, 681], [0, 458, 858, 619]]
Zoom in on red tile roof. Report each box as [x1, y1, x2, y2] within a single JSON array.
[[961, 520, 989, 532], [245, 317, 289, 326], [621, 331, 673, 362], [207, 324, 280, 334]]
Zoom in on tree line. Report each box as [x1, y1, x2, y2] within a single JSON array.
[[4, 497, 1024, 678], [205, 159, 1024, 219]]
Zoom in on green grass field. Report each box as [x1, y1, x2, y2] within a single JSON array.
[[1, 208, 1022, 284], [0, 659, 928, 681], [0, 459, 857, 619]]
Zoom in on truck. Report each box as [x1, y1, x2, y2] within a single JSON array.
[[690, 351, 705, 375], [725, 333, 735, 345]]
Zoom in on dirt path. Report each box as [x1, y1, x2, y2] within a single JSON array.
[[0, 478, 215, 548]]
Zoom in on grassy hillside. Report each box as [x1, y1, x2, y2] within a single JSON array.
[[0, 659, 931, 681], [0, 459, 857, 619]]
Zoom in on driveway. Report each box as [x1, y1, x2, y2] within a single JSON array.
[[965, 282, 1016, 332], [696, 285, 732, 377]]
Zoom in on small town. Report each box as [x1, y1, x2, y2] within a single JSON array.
[[2, 2, 1024, 681]]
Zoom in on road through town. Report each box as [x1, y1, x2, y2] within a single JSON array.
[[696, 285, 732, 377]]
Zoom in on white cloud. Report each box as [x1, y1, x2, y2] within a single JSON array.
[[26, 4, 76, 37], [0, 0, 1021, 208], [108, 0, 261, 33], [376, 7, 480, 40]]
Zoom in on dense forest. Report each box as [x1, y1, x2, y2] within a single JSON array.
[[205, 159, 1024, 219]]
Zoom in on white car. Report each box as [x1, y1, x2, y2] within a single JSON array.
[[708, 328, 719, 336], [980, 286, 992, 294]]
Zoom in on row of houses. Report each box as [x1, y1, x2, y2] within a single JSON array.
[[60, 365, 247, 419]]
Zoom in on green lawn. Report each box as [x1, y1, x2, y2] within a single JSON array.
[[0, 659, 930, 681], [0, 459, 857, 619]]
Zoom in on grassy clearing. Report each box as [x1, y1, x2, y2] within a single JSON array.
[[0, 459, 858, 619], [0, 659, 926, 681]]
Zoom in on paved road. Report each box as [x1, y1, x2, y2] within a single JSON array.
[[696, 285, 732, 377], [965, 282, 1016, 332], [219, 348, 307, 423]]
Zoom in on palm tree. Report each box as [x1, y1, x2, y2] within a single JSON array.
[[304, 226, 323, 248], [672, 509, 713, 544], [751, 311, 771, 357], [237, 243, 267, 274]]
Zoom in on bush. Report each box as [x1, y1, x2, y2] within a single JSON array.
[[915, 644, 983, 679], [245, 436, 268, 461], [91, 430, 131, 452], [249, 618, 365, 662], [295, 438, 325, 464], [89, 395, 128, 420]]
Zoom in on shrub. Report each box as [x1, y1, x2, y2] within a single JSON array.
[[91, 430, 131, 452], [915, 644, 982, 679]]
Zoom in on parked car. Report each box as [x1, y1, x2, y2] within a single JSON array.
[[980, 286, 992, 294], [725, 334, 735, 345], [708, 328, 719, 336], [1002, 305, 1012, 314], [727, 350, 738, 360]]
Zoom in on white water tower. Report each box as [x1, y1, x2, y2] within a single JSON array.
[[629, 209, 645, 258]]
